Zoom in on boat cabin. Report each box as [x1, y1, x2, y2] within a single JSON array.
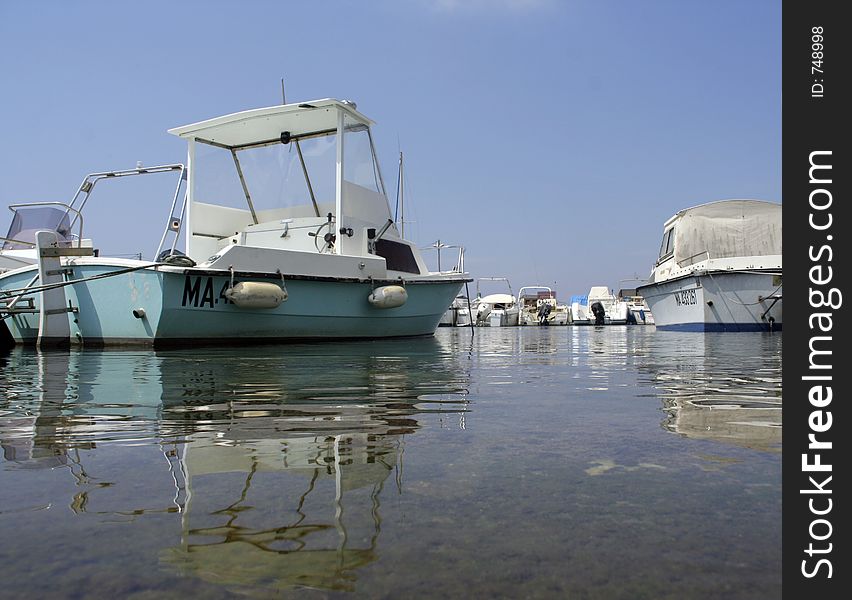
[[168, 99, 428, 277], [651, 199, 782, 283]]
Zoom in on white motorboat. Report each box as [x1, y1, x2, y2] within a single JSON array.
[[440, 295, 472, 327], [636, 199, 781, 332], [423, 242, 472, 327], [569, 294, 589, 324], [585, 286, 630, 325], [473, 277, 519, 327], [517, 286, 569, 325], [0, 99, 470, 346], [616, 288, 655, 325]]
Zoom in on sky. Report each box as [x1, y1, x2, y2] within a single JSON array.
[[0, 0, 781, 300]]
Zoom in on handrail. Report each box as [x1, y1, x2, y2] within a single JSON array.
[[517, 285, 554, 307], [476, 277, 513, 298], [1, 235, 36, 248], [677, 249, 710, 268], [69, 163, 185, 226], [420, 241, 465, 273]]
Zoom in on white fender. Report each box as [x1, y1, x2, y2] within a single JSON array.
[[368, 285, 407, 309], [224, 281, 288, 309]]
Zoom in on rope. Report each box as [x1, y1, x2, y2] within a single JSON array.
[[705, 271, 782, 306], [0, 262, 164, 300]]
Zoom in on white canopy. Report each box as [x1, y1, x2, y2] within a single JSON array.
[[479, 293, 516, 305], [671, 199, 781, 264], [167, 99, 373, 148]]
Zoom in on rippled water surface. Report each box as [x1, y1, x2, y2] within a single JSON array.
[[0, 327, 781, 599]]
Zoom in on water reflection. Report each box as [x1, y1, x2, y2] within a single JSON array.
[[635, 332, 782, 452], [0, 338, 470, 593]]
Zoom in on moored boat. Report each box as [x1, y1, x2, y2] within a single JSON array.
[[617, 287, 654, 325], [636, 199, 781, 332], [0, 99, 470, 346], [517, 286, 569, 325], [585, 286, 630, 325], [473, 277, 519, 327]]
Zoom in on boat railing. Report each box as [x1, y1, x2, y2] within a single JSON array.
[[61, 164, 187, 260], [517, 286, 554, 309], [1, 235, 35, 249], [421, 241, 465, 274], [677, 249, 710, 268], [476, 277, 513, 298]]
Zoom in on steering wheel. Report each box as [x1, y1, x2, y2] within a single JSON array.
[[310, 220, 335, 253]]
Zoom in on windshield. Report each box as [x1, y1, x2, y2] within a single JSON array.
[[2, 206, 72, 250], [192, 116, 387, 221]]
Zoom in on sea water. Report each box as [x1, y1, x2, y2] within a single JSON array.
[[0, 326, 781, 599]]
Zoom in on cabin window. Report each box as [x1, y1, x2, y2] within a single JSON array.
[[376, 239, 420, 274], [658, 227, 675, 260], [194, 133, 336, 214], [343, 116, 382, 194]]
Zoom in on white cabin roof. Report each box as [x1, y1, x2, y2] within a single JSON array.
[[663, 199, 779, 229], [168, 99, 373, 148], [587, 286, 613, 301]]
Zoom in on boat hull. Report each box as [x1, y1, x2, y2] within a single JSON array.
[[1, 264, 466, 346], [638, 271, 782, 332]]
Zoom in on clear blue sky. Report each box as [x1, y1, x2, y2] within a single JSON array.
[[0, 0, 780, 299]]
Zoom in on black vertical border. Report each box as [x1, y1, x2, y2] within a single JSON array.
[[783, 1, 849, 597]]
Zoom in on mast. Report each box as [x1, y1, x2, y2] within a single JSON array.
[[398, 151, 405, 238]]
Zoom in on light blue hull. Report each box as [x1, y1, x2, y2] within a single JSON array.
[[1, 264, 466, 346]]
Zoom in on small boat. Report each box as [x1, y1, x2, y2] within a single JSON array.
[[616, 287, 655, 325], [517, 286, 569, 325], [584, 286, 630, 325], [568, 294, 589, 324], [440, 294, 472, 327], [0, 99, 470, 346], [636, 199, 781, 331], [473, 277, 519, 327], [423, 242, 472, 327]]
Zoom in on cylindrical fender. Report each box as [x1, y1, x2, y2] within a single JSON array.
[[368, 285, 407, 309], [224, 282, 288, 309]]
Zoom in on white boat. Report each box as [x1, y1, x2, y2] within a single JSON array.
[[424, 242, 472, 327], [517, 286, 569, 326], [636, 199, 781, 332], [0, 99, 470, 346], [569, 294, 589, 324], [616, 288, 654, 325], [585, 286, 630, 325], [440, 294, 472, 327], [473, 277, 519, 327]]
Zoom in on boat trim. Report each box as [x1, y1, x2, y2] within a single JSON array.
[[638, 267, 782, 291], [656, 322, 782, 332]]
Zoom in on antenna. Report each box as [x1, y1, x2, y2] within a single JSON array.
[[280, 78, 286, 105]]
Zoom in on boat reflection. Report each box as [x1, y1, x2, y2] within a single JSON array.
[[0, 337, 470, 592], [635, 332, 781, 452]]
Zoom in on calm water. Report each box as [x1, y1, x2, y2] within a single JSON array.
[[0, 327, 781, 599]]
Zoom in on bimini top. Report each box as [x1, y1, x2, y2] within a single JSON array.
[[667, 199, 781, 263], [167, 99, 373, 149]]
